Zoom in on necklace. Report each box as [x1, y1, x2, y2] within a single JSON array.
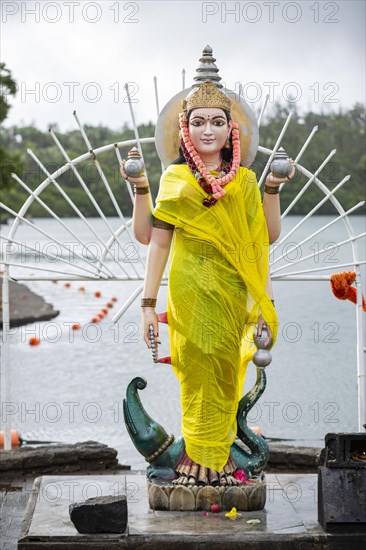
[[204, 159, 224, 172], [178, 112, 241, 207], [180, 138, 232, 206]]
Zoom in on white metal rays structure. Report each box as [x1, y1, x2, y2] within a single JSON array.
[[1, 85, 365, 450]]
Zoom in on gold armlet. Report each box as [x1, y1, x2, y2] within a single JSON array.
[[152, 215, 174, 231]]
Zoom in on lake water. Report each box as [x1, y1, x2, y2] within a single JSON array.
[[1, 215, 365, 468]]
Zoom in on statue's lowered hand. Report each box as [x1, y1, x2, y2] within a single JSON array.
[[256, 314, 272, 348], [141, 309, 161, 365]]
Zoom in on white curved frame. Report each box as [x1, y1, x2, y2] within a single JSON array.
[[1, 92, 365, 450]]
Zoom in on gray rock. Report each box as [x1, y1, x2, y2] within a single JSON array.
[[69, 495, 127, 534], [0, 278, 59, 328], [77, 441, 117, 461], [233, 439, 321, 472], [23, 451, 54, 469], [268, 443, 321, 470], [52, 446, 79, 465], [0, 453, 23, 471], [0, 441, 126, 476]]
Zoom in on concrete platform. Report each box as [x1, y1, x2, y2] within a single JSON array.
[[17, 473, 364, 549]]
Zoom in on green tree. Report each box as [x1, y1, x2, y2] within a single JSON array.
[[1, 104, 364, 217], [0, 63, 23, 192]]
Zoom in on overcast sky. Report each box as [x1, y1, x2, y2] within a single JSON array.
[[2, 0, 365, 132]]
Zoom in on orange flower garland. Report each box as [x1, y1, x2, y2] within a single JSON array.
[[178, 112, 241, 201], [330, 271, 366, 311]]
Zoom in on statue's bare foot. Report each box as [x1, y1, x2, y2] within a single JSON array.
[[219, 455, 244, 485], [174, 452, 244, 486]]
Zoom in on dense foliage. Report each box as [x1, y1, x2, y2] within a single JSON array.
[[0, 63, 23, 194], [1, 102, 365, 218]]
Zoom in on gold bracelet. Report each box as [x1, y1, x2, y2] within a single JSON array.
[[141, 298, 157, 308], [264, 184, 280, 195], [134, 185, 150, 195]]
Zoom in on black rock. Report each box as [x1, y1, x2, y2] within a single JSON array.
[[69, 495, 127, 534]]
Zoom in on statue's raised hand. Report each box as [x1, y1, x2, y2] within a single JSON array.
[[266, 158, 296, 187], [120, 159, 148, 187]]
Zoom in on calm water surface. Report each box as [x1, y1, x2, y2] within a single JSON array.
[[1, 215, 365, 468]]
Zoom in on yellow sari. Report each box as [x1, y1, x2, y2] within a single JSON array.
[[153, 164, 278, 472]]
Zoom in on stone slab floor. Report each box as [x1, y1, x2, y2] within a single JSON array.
[[1, 472, 364, 549]]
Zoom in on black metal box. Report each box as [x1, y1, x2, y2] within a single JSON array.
[[318, 433, 366, 532], [321, 433, 366, 468]]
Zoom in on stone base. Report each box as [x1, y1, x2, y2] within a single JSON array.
[[147, 476, 266, 511], [16, 473, 366, 549]]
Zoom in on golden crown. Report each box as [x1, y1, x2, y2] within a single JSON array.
[[182, 81, 231, 113], [155, 45, 259, 169]]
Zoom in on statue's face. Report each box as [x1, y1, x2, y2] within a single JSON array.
[[188, 108, 232, 155]]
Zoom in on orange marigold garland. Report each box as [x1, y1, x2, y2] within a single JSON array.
[[178, 112, 241, 205], [330, 271, 366, 312]]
